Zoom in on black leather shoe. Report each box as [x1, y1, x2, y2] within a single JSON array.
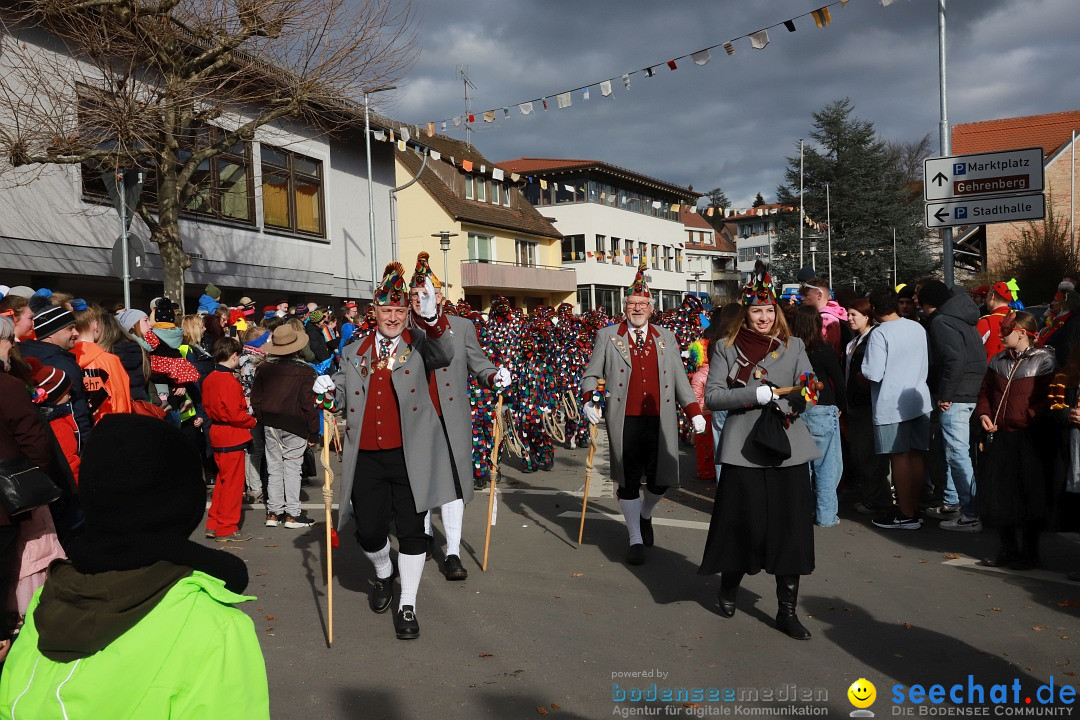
[[627, 544, 645, 566], [639, 517, 654, 547], [442, 554, 468, 581], [369, 574, 394, 614], [395, 605, 420, 639]]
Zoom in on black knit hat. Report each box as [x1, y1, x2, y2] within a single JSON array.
[[918, 280, 951, 310], [29, 295, 75, 340], [78, 414, 206, 539]]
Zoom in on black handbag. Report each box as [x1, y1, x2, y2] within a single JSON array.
[[0, 456, 63, 516], [752, 401, 792, 464]]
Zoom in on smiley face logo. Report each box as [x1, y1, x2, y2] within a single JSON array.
[[848, 678, 876, 709]]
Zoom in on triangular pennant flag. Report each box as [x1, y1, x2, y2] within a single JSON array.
[[479, 164, 486, 174], [373, 130, 385, 142], [483, 110, 495, 123], [426, 122, 434, 137], [881, 0, 898, 5], [784, 19, 797, 32], [510, 173, 520, 182], [622, 73, 631, 90], [539, 179, 548, 190], [652, 201, 661, 209], [503, 107, 510, 119], [467, 113, 475, 123], [520, 102, 534, 115], [691, 49, 711, 66], [557, 92, 571, 109], [564, 184, 574, 193], [600, 80, 613, 97], [389, 129, 395, 142], [671, 203, 681, 213], [450, 156, 455, 166], [723, 42, 735, 56], [462, 160, 473, 172], [492, 167, 504, 181], [689, 206, 697, 214], [666, 59, 677, 71], [812, 7, 831, 27], [582, 87, 590, 101], [453, 117, 462, 126], [441, 121, 447, 131], [542, 98, 548, 110], [706, 207, 714, 216], [750, 29, 770, 49], [644, 67, 655, 78], [841, 0, 849, 5], [399, 127, 409, 142], [430, 150, 441, 161], [397, 140, 405, 151]]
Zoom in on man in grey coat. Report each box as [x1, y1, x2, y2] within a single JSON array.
[[580, 263, 707, 565], [409, 253, 512, 581], [329, 261, 456, 640]]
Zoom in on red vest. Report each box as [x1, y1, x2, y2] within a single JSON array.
[[623, 324, 661, 417], [359, 345, 403, 451]]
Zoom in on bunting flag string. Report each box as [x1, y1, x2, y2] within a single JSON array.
[[411, 0, 886, 133]]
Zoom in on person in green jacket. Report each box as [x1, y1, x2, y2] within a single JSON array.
[[0, 414, 270, 719]]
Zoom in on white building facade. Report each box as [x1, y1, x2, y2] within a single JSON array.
[[500, 159, 699, 315]]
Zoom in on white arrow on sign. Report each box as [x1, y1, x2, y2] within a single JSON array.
[[924, 147, 1044, 201], [925, 192, 1046, 229]]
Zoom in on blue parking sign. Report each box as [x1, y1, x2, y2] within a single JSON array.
[[953, 162, 966, 175], [954, 207, 968, 220]]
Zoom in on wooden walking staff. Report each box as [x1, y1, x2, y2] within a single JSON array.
[[578, 379, 605, 546], [320, 409, 339, 646], [481, 393, 504, 572]]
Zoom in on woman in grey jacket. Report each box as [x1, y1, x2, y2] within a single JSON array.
[[698, 277, 820, 640]]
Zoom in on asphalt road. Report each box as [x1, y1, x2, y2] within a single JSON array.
[[204, 435, 1080, 719]]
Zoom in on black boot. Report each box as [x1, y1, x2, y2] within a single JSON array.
[[1011, 523, 1041, 571], [980, 526, 1019, 567], [717, 572, 744, 618], [775, 575, 811, 640]]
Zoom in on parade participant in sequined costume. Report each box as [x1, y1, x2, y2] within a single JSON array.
[[512, 309, 559, 472]]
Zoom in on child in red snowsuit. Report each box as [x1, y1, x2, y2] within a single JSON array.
[[202, 337, 256, 541]]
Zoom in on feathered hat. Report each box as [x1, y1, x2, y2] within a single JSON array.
[[374, 262, 409, 307], [626, 262, 650, 299], [742, 272, 777, 306], [410, 251, 442, 289]]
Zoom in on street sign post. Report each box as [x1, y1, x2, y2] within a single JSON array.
[[924, 147, 1044, 201], [925, 192, 1046, 229]]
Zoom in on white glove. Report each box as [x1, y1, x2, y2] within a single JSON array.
[[313, 375, 335, 394], [755, 385, 779, 405], [692, 414, 707, 434], [418, 277, 438, 320], [493, 366, 512, 389], [583, 401, 603, 425]]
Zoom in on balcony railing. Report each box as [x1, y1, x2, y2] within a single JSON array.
[[460, 259, 577, 293]]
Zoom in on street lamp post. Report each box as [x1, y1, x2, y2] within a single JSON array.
[[809, 238, 819, 272], [432, 231, 459, 299], [689, 270, 705, 297], [364, 86, 396, 299]]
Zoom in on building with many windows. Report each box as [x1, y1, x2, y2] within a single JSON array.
[[681, 207, 739, 303], [499, 158, 700, 315], [728, 204, 787, 283], [392, 135, 574, 313]]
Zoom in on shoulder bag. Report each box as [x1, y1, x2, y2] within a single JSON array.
[[0, 456, 63, 516]]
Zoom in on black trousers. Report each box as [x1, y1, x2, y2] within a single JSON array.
[[617, 415, 667, 500], [352, 448, 428, 555]]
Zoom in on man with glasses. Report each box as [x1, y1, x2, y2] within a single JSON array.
[[581, 263, 707, 565]]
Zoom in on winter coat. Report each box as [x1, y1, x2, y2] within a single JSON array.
[[806, 343, 847, 412], [197, 293, 223, 315], [0, 370, 53, 472], [202, 367, 256, 451], [111, 339, 149, 402], [304, 322, 331, 363], [925, 291, 987, 403], [41, 404, 80, 485], [580, 323, 700, 487], [976, 305, 1011, 361], [705, 335, 821, 468], [17, 340, 93, 436], [976, 347, 1056, 432], [845, 329, 875, 408], [250, 358, 319, 441], [73, 341, 133, 420], [0, 563, 270, 719]]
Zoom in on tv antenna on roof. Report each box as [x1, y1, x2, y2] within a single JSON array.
[[460, 66, 476, 149]]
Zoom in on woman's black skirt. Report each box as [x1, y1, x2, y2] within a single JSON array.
[[698, 463, 815, 576], [978, 427, 1052, 527]]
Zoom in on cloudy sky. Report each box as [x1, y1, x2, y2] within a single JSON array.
[[383, 0, 1080, 208]]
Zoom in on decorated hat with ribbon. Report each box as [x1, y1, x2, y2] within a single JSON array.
[[626, 262, 650, 298], [375, 261, 409, 307], [410, 251, 443, 289], [742, 271, 777, 306]]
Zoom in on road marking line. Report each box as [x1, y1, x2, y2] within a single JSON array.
[[556, 511, 709, 531]]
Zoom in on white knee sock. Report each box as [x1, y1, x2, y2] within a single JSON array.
[[363, 539, 393, 580], [398, 552, 426, 610], [641, 490, 663, 520], [620, 497, 643, 545], [423, 511, 433, 537], [442, 499, 464, 556]]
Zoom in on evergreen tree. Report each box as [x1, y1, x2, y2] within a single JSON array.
[[703, 187, 731, 210], [753, 192, 766, 207], [772, 99, 935, 292]]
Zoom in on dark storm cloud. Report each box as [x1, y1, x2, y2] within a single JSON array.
[[383, 0, 1079, 207]]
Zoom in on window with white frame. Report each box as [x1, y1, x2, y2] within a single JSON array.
[[515, 239, 537, 267], [468, 232, 493, 262], [595, 234, 606, 261], [562, 234, 586, 262]]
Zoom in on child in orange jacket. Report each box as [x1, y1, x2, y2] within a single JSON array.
[[72, 303, 132, 421], [202, 337, 257, 542]]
